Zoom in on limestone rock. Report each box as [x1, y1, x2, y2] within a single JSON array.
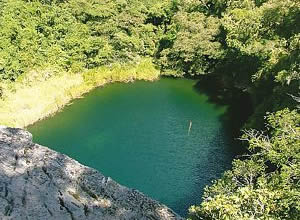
[[0, 126, 183, 220]]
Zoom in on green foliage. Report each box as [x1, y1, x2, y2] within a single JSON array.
[[158, 0, 300, 83], [221, 0, 300, 84], [0, 0, 172, 81], [189, 109, 300, 220], [158, 1, 224, 76]]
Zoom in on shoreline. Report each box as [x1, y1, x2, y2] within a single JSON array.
[[0, 59, 160, 128], [0, 125, 182, 219]]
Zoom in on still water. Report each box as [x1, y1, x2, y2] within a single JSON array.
[[28, 78, 237, 216]]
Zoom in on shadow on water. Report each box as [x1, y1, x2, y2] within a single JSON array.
[[172, 129, 235, 216], [193, 75, 253, 156], [170, 76, 254, 217]]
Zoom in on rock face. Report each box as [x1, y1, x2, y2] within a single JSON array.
[[0, 126, 182, 220]]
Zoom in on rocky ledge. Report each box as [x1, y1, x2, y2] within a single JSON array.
[[0, 126, 182, 220]]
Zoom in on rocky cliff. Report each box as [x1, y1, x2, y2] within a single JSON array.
[[0, 126, 182, 220]]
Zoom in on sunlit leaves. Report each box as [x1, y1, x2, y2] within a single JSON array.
[[158, 9, 224, 75], [189, 109, 300, 219], [0, 0, 173, 81]]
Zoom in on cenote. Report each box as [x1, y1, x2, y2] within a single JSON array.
[[28, 78, 243, 216]]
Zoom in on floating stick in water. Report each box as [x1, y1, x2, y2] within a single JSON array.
[[188, 120, 192, 135]]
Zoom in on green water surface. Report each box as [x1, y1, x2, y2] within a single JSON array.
[[28, 78, 237, 216]]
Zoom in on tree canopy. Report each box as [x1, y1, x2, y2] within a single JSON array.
[[0, 0, 172, 80], [189, 109, 300, 219]]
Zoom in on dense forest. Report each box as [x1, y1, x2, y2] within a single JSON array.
[[0, 0, 299, 219]]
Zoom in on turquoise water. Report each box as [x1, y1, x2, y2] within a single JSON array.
[[28, 78, 237, 216]]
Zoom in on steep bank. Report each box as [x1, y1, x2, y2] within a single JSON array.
[[0, 126, 182, 219]]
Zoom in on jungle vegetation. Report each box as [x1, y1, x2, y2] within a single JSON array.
[[0, 0, 299, 219]]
